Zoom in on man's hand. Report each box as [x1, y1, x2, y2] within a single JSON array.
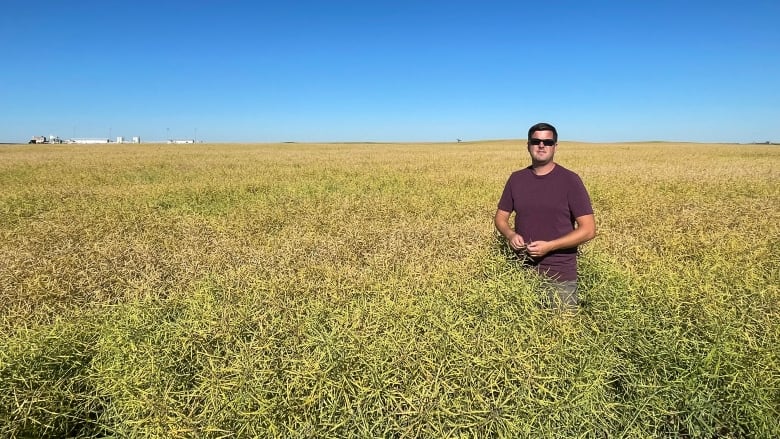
[[507, 232, 526, 251], [525, 240, 553, 259]]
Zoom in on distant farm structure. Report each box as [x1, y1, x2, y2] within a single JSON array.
[[25, 128, 202, 145], [27, 135, 143, 144], [68, 136, 142, 144], [25, 135, 201, 144], [65, 136, 141, 145], [29, 135, 63, 144], [69, 138, 110, 144]]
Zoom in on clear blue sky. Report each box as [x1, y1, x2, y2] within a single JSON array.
[[2, 0, 778, 143]]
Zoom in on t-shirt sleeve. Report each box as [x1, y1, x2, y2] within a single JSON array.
[[568, 174, 594, 218], [497, 177, 514, 212]]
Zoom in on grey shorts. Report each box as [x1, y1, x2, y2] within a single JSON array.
[[544, 280, 579, 312]]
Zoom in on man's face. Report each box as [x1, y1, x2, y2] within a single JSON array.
[[527, 130, 556, 165]]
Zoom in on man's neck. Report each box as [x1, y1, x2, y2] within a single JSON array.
[[531, 161, 556, 176]]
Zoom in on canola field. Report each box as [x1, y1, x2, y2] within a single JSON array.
[[1, 141, 778, 437]]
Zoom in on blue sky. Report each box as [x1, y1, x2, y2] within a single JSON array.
[[2, 0, 778, 143]]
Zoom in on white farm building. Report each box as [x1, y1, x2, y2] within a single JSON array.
[[69, 138, 110, 144], [62, 136, 141, 144]]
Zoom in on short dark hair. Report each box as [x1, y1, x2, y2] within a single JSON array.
[[528, 122, 558, 143]]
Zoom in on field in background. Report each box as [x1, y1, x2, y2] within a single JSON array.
[[1, 141, 778, 437]]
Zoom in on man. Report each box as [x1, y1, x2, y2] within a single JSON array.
[[494, 122, 595, 311]]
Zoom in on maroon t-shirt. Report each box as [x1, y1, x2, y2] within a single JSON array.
[[497, 163, 593, 281]]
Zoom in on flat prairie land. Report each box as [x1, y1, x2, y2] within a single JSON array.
[[1, 141, 778, 437]]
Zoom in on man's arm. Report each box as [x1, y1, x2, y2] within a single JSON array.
[[525, 214, 596, 259], [494, 209, 526, 251]]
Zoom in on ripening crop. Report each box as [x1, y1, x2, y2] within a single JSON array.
[[0, 141, 778, 437]]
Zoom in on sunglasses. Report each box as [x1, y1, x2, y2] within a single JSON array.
[[529, 138, 556, 147]]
